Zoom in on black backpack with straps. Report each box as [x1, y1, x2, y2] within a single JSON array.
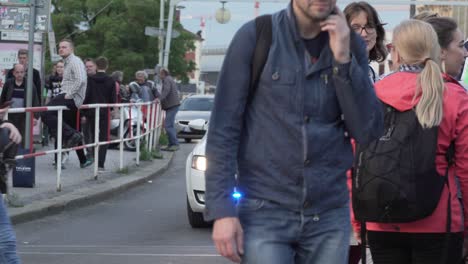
[[352, 102, 453, 223], [353, 102, 455, 264]]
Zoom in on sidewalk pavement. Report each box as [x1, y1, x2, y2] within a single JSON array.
[[6, 144, 174, 225]]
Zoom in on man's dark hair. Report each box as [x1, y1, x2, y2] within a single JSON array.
[[17, 49, 28, 57], [95, 57, 108, 70], [344, 1, 388, 63], [59, 38, 74, 48], [424, 17, 458, 49], [84, 58, 96, 64]]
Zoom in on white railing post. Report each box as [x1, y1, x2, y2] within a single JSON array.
[[56, 109, 63, 192], [136, 104, 141, 166], [148, 102, 156, 151], [154, 104, 161, 151], [146, 102, 151, 149], [93, 106, 100, 179], [156, 108, 164, 150], [119, 105, 124, 171]]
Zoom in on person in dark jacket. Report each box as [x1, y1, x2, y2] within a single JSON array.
[[204, 1, 383, 263], [1, 64, 40, 144], [82, 57, 116, 172], [6, 49, 42, 104], [159, 68, 180, 151], [45, 60, 65, 104]]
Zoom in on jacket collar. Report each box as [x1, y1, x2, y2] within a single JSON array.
[[443, 72, 463, 86], [286, 3, 302, 44], [63, 53, 75, 65]]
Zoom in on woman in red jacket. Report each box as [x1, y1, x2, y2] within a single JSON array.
[[353, 19, 468, 264], [422, 16, 468, 88]]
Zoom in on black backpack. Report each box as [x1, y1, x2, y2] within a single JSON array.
[[353, 102, 453, 223]]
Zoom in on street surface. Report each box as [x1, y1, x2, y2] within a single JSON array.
[[14, 142, 230, 264]]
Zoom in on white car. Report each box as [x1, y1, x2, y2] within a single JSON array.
[[185, 126, 242, 228], [176, 95, 214, 143], [185, 132, 210, 228]]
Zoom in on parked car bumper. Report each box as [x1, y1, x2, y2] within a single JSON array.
[[186, 152, 206, 213]]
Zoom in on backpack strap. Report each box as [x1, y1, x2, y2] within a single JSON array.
[[441, 141, 455, 264], [247, 14, 272, 104]]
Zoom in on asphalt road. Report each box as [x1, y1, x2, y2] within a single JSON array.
[[14, 142, 231, 264]]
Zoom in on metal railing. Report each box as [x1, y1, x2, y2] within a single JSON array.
[[6, 100, 164, 192]]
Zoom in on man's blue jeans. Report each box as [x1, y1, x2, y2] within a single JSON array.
[[238, 198, 350, 264], [164, 106, 179, 146], [0, 198, 20, 264]]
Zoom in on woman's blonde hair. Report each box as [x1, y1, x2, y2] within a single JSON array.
[[392, 19, 445, 128]]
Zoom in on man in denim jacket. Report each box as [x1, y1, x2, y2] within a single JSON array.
[[205, 0, 383, 263]]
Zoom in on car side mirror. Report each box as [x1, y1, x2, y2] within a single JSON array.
[[188, 119, 208, 131]]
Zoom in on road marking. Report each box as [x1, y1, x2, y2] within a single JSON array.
[[18, 252, 221, 257], [19, 245, 216, 248]]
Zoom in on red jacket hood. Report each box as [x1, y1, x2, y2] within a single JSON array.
[[375, 72, 420, 112]]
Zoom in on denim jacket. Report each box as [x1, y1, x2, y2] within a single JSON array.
[[205, 5, 383, 220]]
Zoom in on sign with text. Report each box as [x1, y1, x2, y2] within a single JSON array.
[[0, 0, 50, 32], [0, 42, 41, 87]]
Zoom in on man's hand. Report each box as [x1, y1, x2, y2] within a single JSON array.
[[212, 217, 244, 263], [0, 122, 22, 144], [320, 6, 351, 64]]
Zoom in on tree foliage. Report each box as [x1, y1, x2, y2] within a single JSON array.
[[50, 0, 196, 83]]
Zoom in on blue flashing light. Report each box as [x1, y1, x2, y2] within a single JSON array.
[[232, 191, 242, 200]]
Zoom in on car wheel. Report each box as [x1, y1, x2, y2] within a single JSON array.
[[184, 138, 192, 143], [187, 196, 211, 228], [123, 126, 138, 151]]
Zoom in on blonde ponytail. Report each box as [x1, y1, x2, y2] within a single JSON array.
[[393, 19, 445, 128], [415, 59, 445, 128]]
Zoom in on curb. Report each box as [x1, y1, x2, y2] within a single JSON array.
[[10, 152, 175, 225]]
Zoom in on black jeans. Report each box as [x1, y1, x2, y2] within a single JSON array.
[[368, 231, 463, 264], [88, 113, 109, 168], [41, 94, 78, 140], [44, 94, 86, 164]]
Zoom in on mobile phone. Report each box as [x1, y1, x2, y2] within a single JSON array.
[[0, 101, 13, 109]]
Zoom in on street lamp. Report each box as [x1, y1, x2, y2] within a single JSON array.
[[215, 1, 231, 24], [163, 0, 235, 69]]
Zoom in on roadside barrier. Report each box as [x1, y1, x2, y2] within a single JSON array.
[[6, 100, 163, 191]]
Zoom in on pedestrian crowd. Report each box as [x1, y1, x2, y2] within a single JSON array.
[[1, 0, 468, 263], [0, 37, 181, 262]]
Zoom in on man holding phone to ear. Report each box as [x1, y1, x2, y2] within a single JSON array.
[[205, 0, 383, 263]]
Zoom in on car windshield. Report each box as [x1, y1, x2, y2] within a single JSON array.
[[179, 97, 214, 111]]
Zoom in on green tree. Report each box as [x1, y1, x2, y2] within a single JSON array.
[[50, 0, 196, 83]]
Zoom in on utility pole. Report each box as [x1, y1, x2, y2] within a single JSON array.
[[158, 0, 165, 68], [25, 0, 37, 149], [410, 0, 417, 17]]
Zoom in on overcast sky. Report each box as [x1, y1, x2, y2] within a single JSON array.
[[180, 2, 410, 47]]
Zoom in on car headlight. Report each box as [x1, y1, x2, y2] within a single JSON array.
[[191, 155, 207, 171]]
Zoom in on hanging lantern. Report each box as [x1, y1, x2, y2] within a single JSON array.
[[215, 1, 231, 24]]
